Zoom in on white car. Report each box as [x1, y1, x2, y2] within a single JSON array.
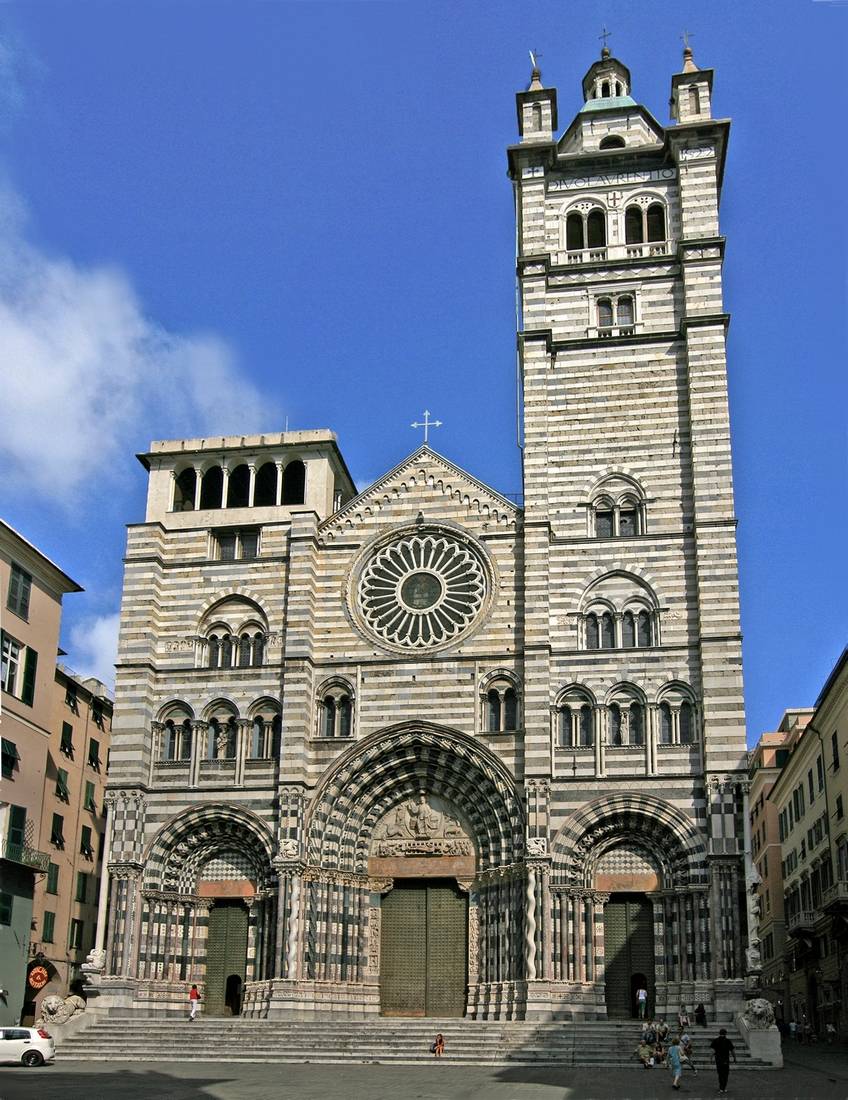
[[0, 1026, 55, 1066]]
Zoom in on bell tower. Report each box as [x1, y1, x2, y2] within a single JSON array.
[[508, 43, 749, 1014]]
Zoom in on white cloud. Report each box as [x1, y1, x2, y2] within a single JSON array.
[[0, 182, 279, 505], [68, 612, 120, 691]]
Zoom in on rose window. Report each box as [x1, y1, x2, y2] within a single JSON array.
[[358, 532, 487, 649]]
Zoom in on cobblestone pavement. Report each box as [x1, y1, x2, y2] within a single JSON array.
[[1, 1054, 847, 1100]]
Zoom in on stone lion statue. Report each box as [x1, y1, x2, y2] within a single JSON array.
[[742, 997, 775, 1030], [36, 993, 86, 1027]]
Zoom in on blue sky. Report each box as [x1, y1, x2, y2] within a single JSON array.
[[0, 1, 845, 744]]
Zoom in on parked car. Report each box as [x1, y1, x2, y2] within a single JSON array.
[[0, 1027, 55, 1066]]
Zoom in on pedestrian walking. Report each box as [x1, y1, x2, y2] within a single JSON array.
[[188, 983, 201, 1021], [667, 1036, 683, 1090], [826, 1022, 836, 1044], [680, 1031, 698, 1074], [710, 1027, 737, 1094], [637, 985, 648, 1019], [788, 1018, 797, 1042], [431, 1032, 445, 1058]]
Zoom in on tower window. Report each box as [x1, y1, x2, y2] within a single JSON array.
[[173, 468, 197, 512], [587, 209, 606, 248], [618, 500, 638, 534], [566, 213, 584, 251], [659, 703, 673, 745], [599, 135, 625, 150], [601, 80, 610, 98], [597, 298, 614, 329], [622, 612, 635, 648], [646, 204, 666, 242], [283, 460, 306, 506], [625, 206, 644, 244], [214, 528, 260, 561], [689, 85, 701, 114], [600, 613, 615, 649], [637, 610, 652, 646], [585, 613, 599, 649], [226, 464, 251, 509], [254, 462, 278, 507], [200, 465, 224, 509]]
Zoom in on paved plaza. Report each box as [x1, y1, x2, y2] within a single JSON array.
[[1, 1048, 846, 1100]]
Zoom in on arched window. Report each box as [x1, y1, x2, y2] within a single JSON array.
[[174, 468, 196, 512], [659, 702, 672, 745], [609, 704, 622, 746], [271, 714, 282, 757], [163, 720, 179, 761], [601, 612, 615, 649], [646, 203, 666, 242], [601, 80, 610, 98], [254, 462, 277, 507], [503, 689, 518, 731], [566, 213, 584, 251], [220, 634, 234, 668], [251, 717, 265, 758], [225, 717, 238, 759], [207, 718, 220, 759], [180, 718, 192, 761], [587, 209, 606, 248], [283, 460, 306, 505], [689, 85, 700, 114], [227, 464, 250, 509], [631, 704, 644, 746], [238, 633, 252, 668], [252, 633, 265, 667], [617, 296, 634, 327], [531, 102, 542, 130], [625, 206, 644, 244], [637, 611, 652, 647], [599, 135, 625, 150], [595, 506, 614, 537], [579, 705, 593, 747], [615, 81, 623, 96], [558, 705, 573, 748], [338, 696, 352, 737], [585, 614, 600, 649], [597, 298, 614, 329], [200, 466, 224, 510], [207, 634, 220, 669], [486, 689, 501, 732], [680, 701, 694, 743], [322, 697, 336, 738], [619, 500, 638, 535], [622, 612, 636, 648]]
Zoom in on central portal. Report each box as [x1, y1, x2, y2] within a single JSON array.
[[603, 892, 655, 1018], [379, 879, 468, 1017]]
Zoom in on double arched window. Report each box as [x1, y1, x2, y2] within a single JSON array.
[[607, 688, 646, 747], [590, 477, 646, 538], [557, 691, 595, 748], [625, 203, 666, 245], [481, 675, 520, 732], [317, 680, 354, 739], [596, 294, 635, 333], [156, 704, 194, 762], [566, 208, 607, 253], [584, 606, 656, 650], [249, 701, 282, 760], [657, 690, 697, 745]]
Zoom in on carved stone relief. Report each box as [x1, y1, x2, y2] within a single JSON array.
[[370, 793, 474, 859]]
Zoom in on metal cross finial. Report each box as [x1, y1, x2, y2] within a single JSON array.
[[410, 409, 443, 445], [682, 29, 694, 49], [529, 48, 543, 69], [599, 26, 611, 50]]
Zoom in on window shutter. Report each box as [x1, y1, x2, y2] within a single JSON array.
[[21, 647, 38, 706]]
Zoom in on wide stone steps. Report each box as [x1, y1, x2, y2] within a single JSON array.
[[56, 1017, 772, 1068]]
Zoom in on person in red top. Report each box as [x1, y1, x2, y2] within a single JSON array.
[[188, 984, 201, 1021]]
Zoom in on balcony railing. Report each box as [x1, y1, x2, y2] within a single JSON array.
[[0, 837, 50, 873], [823, 880, 848, 910], [787, 908, 820, 933], [553, 240, 674, 267]]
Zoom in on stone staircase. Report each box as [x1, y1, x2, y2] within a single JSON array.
[[56, 1016, 774, 1068]]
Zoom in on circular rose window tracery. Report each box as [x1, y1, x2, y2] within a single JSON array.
[[357, 531, 488, 649]]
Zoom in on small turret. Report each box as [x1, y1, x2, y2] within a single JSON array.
[[581, 48, 632, 104], [670, 39, 714, 122], [516, 55, 557, 143]]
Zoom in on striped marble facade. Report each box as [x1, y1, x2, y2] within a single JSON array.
[[91, 47, 750, 1024]]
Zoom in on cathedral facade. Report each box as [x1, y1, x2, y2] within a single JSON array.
[[93, 46, 751, 1022]]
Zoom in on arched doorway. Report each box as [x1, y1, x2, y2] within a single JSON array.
[[603, 893, 655, 1018], [205, 900, 249, 1016]]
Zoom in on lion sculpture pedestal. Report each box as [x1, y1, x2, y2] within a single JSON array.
[[736, 997, 782, 1067]]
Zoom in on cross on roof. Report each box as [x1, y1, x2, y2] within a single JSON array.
[[682, 29, 694, 49], [411, 409, 443, 445], [599, 26, 611, 50], [529, 48, 543, 69]]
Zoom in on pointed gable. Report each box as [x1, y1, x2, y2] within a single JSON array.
[[319, 445, 520, 543]]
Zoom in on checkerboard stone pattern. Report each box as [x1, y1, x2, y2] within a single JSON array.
[[96, 47, 749, 1025]]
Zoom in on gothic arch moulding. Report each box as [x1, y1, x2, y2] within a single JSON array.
[[143, 802, 275, 894], [550, 793, 707, 889], [304, 722, 524, 874]]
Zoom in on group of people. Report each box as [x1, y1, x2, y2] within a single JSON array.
[[634, 1003, 736, 1093]]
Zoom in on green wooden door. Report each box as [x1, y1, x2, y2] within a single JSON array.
[[204, 901, 248, 1016], [380, 880, 467, 1017], [603, 894, 655, 1018]]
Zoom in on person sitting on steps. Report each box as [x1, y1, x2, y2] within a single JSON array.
[[431, 1033, 445, 1058]]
